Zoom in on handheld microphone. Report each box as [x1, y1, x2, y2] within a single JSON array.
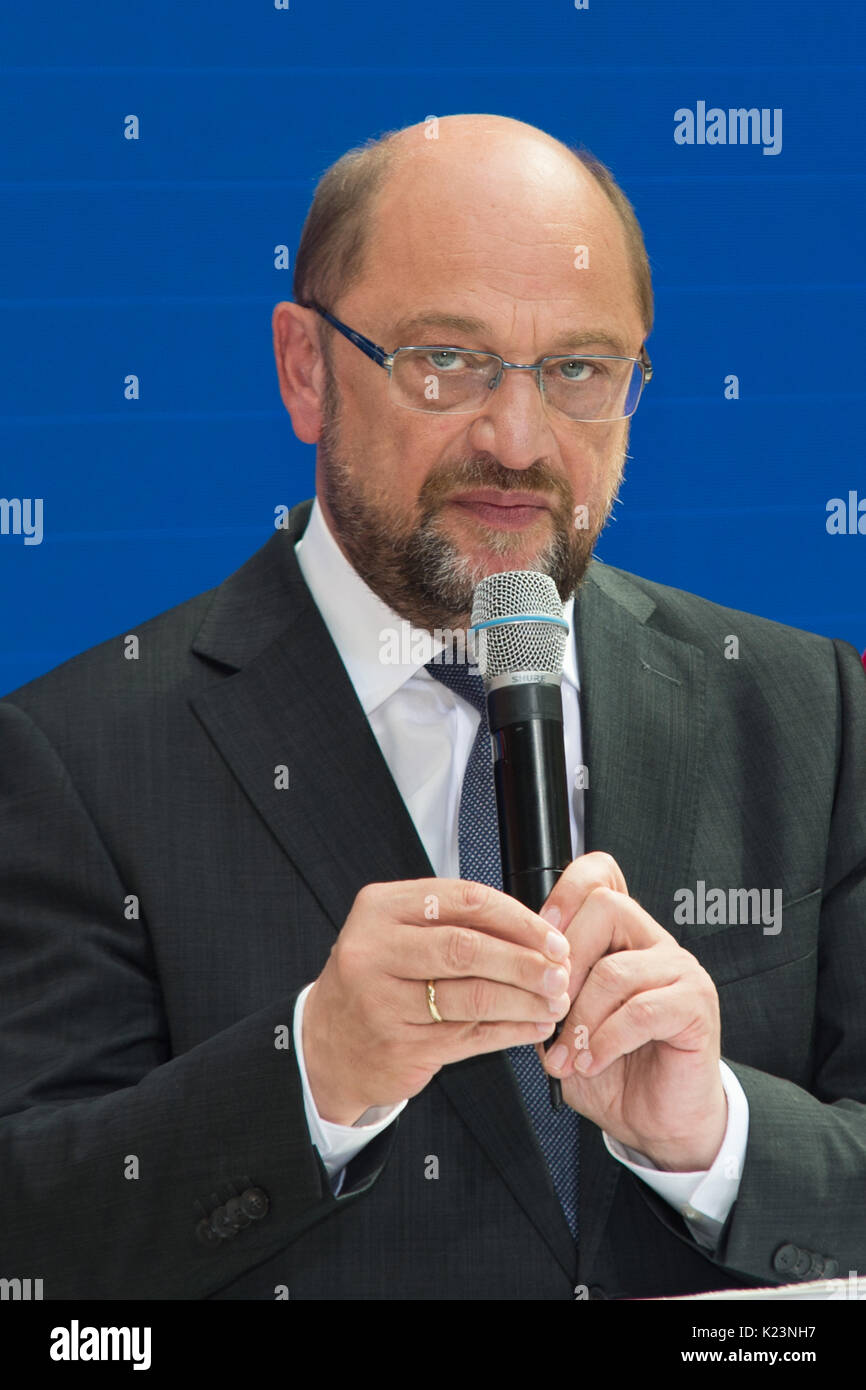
[[470, 570, 573, 1111]]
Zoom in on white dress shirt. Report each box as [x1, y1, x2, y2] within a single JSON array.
[[292, 497, 747, 1249]]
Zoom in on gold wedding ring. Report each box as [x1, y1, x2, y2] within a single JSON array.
[[426, 979, 444, 1023]]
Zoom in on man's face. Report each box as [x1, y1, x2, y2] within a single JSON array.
[[313, 131, 646, 631]]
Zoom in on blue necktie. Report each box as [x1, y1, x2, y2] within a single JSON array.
[[425, 657, 580, 1244]]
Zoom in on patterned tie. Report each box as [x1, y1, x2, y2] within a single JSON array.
[[425, 657, 580, 1244]]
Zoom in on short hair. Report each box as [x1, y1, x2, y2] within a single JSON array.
[[293, 125, 654, 342]]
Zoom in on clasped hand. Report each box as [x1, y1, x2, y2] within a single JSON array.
[[535, 852, 726, 1172], [304, 851, 726, 1171]]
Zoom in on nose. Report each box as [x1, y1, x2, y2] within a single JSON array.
[[465, 365, 557, 471]]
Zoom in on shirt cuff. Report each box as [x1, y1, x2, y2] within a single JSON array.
[[293, 983, 408, 1190], [602, 1060, 749, 1249]]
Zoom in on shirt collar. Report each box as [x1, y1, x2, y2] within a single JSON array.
[[295, 496, 580, 716]]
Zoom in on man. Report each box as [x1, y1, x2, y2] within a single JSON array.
[[1, 114, 864, 1301]]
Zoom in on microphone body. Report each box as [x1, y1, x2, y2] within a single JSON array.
[[488, 681, 572, 910], [470, 572, 574, 1110]]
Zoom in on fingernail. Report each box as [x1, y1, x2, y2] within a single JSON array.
[[548, 1044, 569, 1071], [574, 1050, 594, 1073], [545, 930, 568, 961], [543, 966, 568, 996], [548, 991, 570, 1014], [541, 904, 562, 929]]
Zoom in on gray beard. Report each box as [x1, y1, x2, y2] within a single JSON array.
[[316, 365, 627, 632]]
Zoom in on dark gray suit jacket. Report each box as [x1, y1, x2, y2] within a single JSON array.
[[1, 497, 865, 1300]]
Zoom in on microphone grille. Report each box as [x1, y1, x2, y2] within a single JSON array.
[[470, 570, 568, 679]]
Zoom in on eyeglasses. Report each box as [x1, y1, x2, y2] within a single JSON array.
[[305, 302, 653, 422]]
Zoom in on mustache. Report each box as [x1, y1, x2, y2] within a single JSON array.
[[416, 455, 574, 513]]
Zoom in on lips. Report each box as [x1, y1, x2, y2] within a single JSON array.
[[447, 491, 552, 530], [448, 490, 551, 510]]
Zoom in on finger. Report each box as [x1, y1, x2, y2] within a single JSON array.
[[569, 943, 683, 1040], [405, 976, 573, 1026], [538, 851, 628, 934], [412, 1016, 560, 1066], [378, 911, 569, 989], [383, 928, 572, 1017], [564, 889, 670, 1003], [566, 981, 718, 1078], [374, 878, 570, 961]]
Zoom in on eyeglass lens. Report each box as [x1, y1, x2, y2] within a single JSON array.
[[390, 348, 643, 420]]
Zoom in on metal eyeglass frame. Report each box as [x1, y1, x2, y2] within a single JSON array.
[[305, 301, 653, 420]]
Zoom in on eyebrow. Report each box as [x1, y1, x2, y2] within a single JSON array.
[[388, 312, 632, 356]]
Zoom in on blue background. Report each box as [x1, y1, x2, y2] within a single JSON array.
[[1, 0, 864, 693]]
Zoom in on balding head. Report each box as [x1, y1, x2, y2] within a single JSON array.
[[293, 114, 653, 341]]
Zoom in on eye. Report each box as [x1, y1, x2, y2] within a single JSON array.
[[426, 350, 467, 371], [557, 358, 596, 381]]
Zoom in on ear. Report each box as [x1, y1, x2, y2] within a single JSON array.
[[272, 302, 329, 444]]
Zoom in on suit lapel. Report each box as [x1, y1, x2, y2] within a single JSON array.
[[573, 562, 706, 1278], [188, 505, 706, 1286], [576, 563, 706, 937], [190, 543, 434, 933]]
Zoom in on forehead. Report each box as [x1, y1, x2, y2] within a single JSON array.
[[344, 139, 641, 347]]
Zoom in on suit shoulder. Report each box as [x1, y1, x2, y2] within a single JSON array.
[[587, 560, 838, 662]]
